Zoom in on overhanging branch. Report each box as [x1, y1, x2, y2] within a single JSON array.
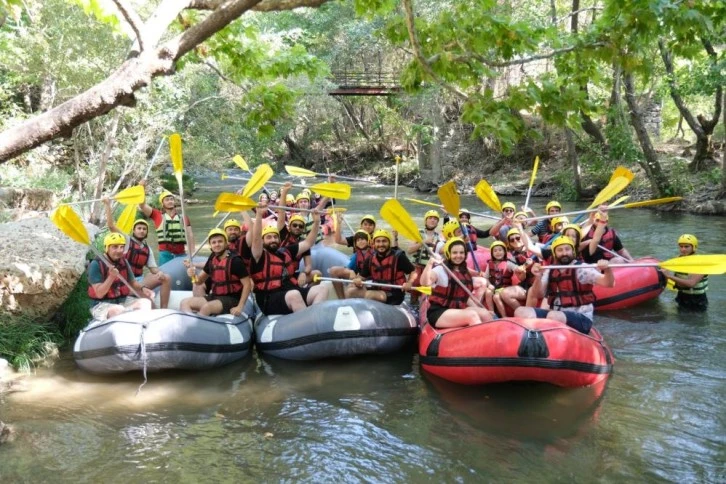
[[111, 0, 148, 51]]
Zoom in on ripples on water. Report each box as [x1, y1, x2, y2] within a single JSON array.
[[1, 186, 724, 482]]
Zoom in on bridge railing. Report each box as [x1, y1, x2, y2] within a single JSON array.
[[329, 70, 399, 88]]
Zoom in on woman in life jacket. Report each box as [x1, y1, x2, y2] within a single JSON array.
[[481, 240, 519, 316], [421, 237, 493, 328], [181, 229, 252, 317], [663, 234, 709, 311], [500, 227, 538, 313]]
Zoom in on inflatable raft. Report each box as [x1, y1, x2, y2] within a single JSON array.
[[593, 256, 665, 310], [255, 299, 418, 360], [73, 293, 255, 374], [418, 316, 613, 387], [466, 246, 491, 272]]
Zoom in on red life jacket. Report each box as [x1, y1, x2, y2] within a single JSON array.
[[537, 221, 553, 243], [368, 250, 406, 285], [585, 226, 616, 259], [487, 258, 513, 288], [354, 247, 371, 274], [281, 230, 300, 248], [510, 250, 536, 287], [228, 238, 241, 255], [251, 248, 295, 292], [461, 223, 477, 244], [547, 263, 596, 307], [428, 262, 473, 309], [126, 238, 150, 277], [208, 252, 243, 296], [88, 257, 131, 300]]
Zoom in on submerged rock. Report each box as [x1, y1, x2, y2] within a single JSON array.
[[0, 217, 96, 321]]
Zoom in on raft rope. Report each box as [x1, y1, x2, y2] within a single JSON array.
[[135, 324, 149, 396]]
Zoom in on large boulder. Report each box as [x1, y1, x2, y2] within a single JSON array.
[[0, 217, 96, 321]]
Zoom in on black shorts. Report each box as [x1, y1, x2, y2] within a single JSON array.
[[256, 287, 310, 316], [427, 303, 448, 327], [205, 294, 240, 314], [384, 289, 405, 306], [676, 292, 708, 311], [532, 307, 592, 334]]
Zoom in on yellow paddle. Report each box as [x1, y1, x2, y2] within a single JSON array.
[[380, 199, 485, 308], [404, 198, 500, 220], [285, 164, 372, 183], [169, 133, 195, 281], [438, 180, 481, 272], [51, 206, 149, 302], [214, 193, 258, 213], [544, 254, 726, 275], [116, 203, 138, 235], [525, 196, 683, 222], [589, 166, 634, 208], [474, 179, 503, 213], [523, 155, 540, 210], [312, 275, 432, 295], [241, 163, 274, 199], [62, 185, 146, 206]]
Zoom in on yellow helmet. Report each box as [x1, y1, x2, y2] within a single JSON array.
[[289, 214, 306, 226], [506, 227, 521, 240], [302, 188, 312, 196], [354, 229, 371, 243], [223, 219, 241, 230], [562, 224, 582, 241], [514, 211, 528, 220], [594, 211, 609, 224], [158, 190, 174, 206], [545, 200, 562, 213], [295, 192, 310, 202], [285, 194, 295, 203], [443, 237, 467, 259], [678, 234, 698, 250], [103, 232, 126, 249], [502, 202, 516, 212], [424, 210, 441, 221], [490, 240, 508, 252], [261, 224, 280, 238], [132, 219, 149, 230], [551, 216, 570, 230], [371, 229, 391, 243], [360, 214, 376, 225], [551, 236, 575, 252], [442, 220, 461, 239], [207, 228, 228, 242]]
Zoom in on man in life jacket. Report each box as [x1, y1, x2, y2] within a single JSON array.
[[531, 200, 562, 243], [349, 229, 416, 305], [276, 213, 315, 287], [87, 233, 155, 320], [488, 202, 517, 241], [181, 229, 252, 317], [663, 234, 708, 311], [103, 197, 171, 309], [582, 211, 632, 263], [515, 236, 614, 334], [250, 201, 328, 315], [224, 219, 244, 255], [138, 183, 195, 266], [406, 210, 444, 304]]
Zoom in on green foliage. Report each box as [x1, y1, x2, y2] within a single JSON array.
[[604, 108, 642, 165], [160, 173, 196, 195], [54, 272, 91, 339], [0, 315, 63, 372], [665, 158, 692, 195], [552, 169, 579, 201]]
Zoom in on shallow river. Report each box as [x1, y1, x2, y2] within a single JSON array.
[[1, 176, 724, 482]]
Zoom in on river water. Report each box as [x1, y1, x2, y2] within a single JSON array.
[[1, 176, 724, 482]]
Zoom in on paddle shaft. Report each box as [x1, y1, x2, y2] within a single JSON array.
[[523, 156, 539, 210], [543, 263, 654, 270], [405, 199, 500, 221], [302, 172, 371, 183], [526, 203, 631, 223], [318, 276, 424, 293], [143, 137, 167, 180], [598, 244, 632, 261]]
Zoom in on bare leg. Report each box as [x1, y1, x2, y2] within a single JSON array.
[[363, 289, 387, 303], [285, 290, 307, 312], [199, 299, 224, 316], [514, 306, 537, 318], [306, 285, 329, 306], [180, 296, 207, 313], [493, 292, 506, 317], [143, 273, 171, 309], [501, 285, 526, 311]]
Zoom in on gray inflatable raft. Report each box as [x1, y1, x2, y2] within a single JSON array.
[[73, 296, 255, 374], [255, 299, 418, 360]]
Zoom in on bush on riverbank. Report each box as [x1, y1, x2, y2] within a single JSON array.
[[0, 316, 63, 372]]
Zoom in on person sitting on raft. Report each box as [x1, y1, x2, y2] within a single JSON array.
[[420, 237, 494, 328], [515, 236, 614, 334], [103, 197, 171, 309], [329, 230, 372, 299], [349, 229, 416, 305], [663, 234, 708, 311], [581, 210, 632, 263], [223, 218, 245, 255], [531, 200, 562, 243], [481, 240, 522, 317], [87, 233, 155, 320], [500, 227, 539, 313], [181, 229, 252, 317]]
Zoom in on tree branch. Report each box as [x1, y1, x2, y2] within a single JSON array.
[[111, 0, 148, 52], [190, 0, 330, 11], [402, 0, 468, 100], [440, 42, 606, 68], [658, 39, 704, 137], [557, 7, 602, 24]]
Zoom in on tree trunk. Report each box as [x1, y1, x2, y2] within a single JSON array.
[[623, 72, 672, 197], [89, 112, 121, 225], [338, 99, 371, 140], [565, 127, 582, 199], [283, 134, 306, 164], [720, 94, 726, 199]]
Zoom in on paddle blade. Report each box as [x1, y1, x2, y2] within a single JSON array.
[[169, 133, 183, 176], [623, 196, 683, 209], [589, 176, 631, 208], [116, 203, 137, 234], [327, 206, 347, 215], [475, 179, 503, 212], [437, 181, 460, 216], [241, 164, 273, 198], [113, 185, 145, 205], [609, 195, 630, 207], [415, 286, 432, 295], [51, 206, 91, 245], [285, 165, 317, 177], [380, 199, 423, 243], [610, 165, 634, 183], [233, 155, 249, 172], [214, 193, 257, 213], [310, 182, 351, 200], [528, 156, 540, 187], [660, 254, 726, 275]]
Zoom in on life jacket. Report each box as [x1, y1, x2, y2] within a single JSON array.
[[547, 262, 596, 307], [368, 249, 406, 286], [88, 257, 131, 300], [157, 212, 186, 244], [487, 258, 513, 289], [674, 272, 708, 295], [428, 262, 473, 309], [251, 247, 296, 292], [462, 223, 477, 244], [353, 247, 371, 274], [414, 230, 441, 265], [208, 252, 243, 296], [228, 238, 241, 255], [281, 229, 301, 248], [126, 238, 150, 277], [537, 221, 553, 243], [510, 250, 536, 287], [585, 226, 616, 259]]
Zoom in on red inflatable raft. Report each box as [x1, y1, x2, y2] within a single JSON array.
[[418, 317, 614, 387], [593, 256, 665, 310], [466, 246, 490, 272]]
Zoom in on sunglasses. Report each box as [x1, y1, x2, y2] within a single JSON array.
[[508, 236, 522, 242], [503, 208, 515, 213], [290, 223, 305, 229]]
